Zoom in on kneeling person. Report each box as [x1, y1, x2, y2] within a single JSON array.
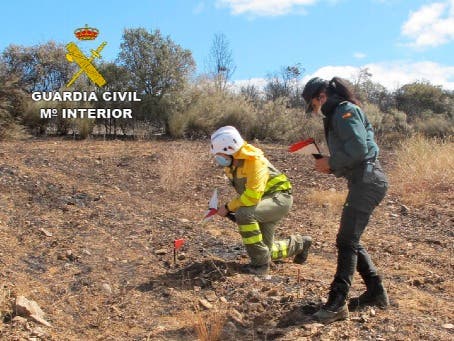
[[211, 126, 312, 275]]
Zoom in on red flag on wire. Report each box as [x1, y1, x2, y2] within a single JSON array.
[[201, 189, 219, 223], [288, 138, 323, 159], [174, 238, 185, 250]]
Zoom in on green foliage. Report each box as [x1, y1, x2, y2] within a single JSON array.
[[251, 98, 306, 142], [264, 64, 305, 108], [395, 81, 450, 120], [0, 74, 28, 139], [118, 28, 195, 131], [363, 103, 410, 137], [1, 32, 453, 144], [1, 41, 76, 92], [168, 82, 257, 138], [412, 114, 454, 138], [22, 100, 48, 135]]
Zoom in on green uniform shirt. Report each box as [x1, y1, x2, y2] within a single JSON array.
[[326, 101, 379, 177]]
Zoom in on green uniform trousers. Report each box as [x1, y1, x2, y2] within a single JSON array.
[[234, 191, 300, 266]]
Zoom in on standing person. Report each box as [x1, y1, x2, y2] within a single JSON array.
[[211, 126, 312, 275], [301, 77, 389, 323]]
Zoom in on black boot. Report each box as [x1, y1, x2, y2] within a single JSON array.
[[313, 289, 349, 324], [348, 276, 389, 311], [293, 235, 312, 264]]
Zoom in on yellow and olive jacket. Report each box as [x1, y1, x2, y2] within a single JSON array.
[[225, 143, 292, 212]]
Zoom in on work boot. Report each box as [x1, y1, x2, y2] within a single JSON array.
[[241, 263, 269, 276], [313, 290, 349, 324], [348, 277, 389, 311], [293, 236, 312, 264]]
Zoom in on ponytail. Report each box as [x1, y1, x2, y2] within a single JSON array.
[[326, 77, 361, 106]]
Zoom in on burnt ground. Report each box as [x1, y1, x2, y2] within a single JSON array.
[[0, 139, 452, 340]]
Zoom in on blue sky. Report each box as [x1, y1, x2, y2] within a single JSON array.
[[1, 0, 453, 89]]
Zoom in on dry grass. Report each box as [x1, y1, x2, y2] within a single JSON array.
[[389, 135, 454, 206], [0, 285, 13, 322], [191, 307, 227, 341], [157, 143, 200, 193], [305, 189, 347, 212]]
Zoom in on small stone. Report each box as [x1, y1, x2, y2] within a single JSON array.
[[12, 316, 28, 325], [220, 296, 228, 303], [179, 218, 190, 223], [102, 283, 112, 295], [261, 286, 271, 292], [15, 296, 51, 327], [31, 327, 46, 337], [205, 290, 217, 302], [370, 308, 376, 317], [199, 299, 213, 310], [229, 309, 244, 324], [442, 323, 454, 329], [66, 250, 78, 262], [247, 290, 261, 303], [177, 253, 186, 260], [82, 249, 92, 256], [400, 205, 409, 215], [155, 249, 167, 255], [39, 228, 52, 237]]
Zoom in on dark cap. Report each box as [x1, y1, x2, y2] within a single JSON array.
[[302, 77, 328, 112]]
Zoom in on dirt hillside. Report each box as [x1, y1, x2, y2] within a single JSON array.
[[0, 139, 452, 340]]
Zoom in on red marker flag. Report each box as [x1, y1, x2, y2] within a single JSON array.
[[288, 138, 323, 159], [201, 189, 219, 223], [174, 238, 185, 250]]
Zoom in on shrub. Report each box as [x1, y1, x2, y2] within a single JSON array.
[[168, 83, 257, 139], [390, 135, 454, 206], [412, 114, 454, 138]]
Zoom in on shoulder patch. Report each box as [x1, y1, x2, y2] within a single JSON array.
[[342, 112, 352, 119]]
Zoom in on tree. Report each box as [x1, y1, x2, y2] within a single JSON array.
[[1, 41, 76, 92], [0, 68, 27, 139], [240, 84, 262, 105], [353, 68, 393, 111], [95, 62, 133, 136], [264, 63, 304, 107], [207, 33, 236, 92], [118, 28, 195, 132], [394, 81, 450, 120]]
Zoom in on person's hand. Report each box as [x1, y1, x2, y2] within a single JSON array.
[[315, 156, 331, 174], [217, 204, 229, 217]]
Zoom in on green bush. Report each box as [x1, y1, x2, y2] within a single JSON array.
[[168, 83, 257, 138], [412, 114, 454, 138]]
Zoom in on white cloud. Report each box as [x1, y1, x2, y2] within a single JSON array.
[[233, 62, 454, 90], [402, 1, 454, 47], [217, 0, 317, 17], [353, 52, 366, 59], [233, 77, 269, 89]]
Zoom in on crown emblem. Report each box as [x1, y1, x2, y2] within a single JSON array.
[[74, 25, 99, 40]]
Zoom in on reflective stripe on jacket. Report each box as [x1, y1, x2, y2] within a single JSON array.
[[225, 143, 291, 212]]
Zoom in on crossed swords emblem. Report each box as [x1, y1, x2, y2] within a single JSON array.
[[66, 41, 107, 87]]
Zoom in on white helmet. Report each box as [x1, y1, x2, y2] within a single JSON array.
[[210, 126, 245, 155]]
